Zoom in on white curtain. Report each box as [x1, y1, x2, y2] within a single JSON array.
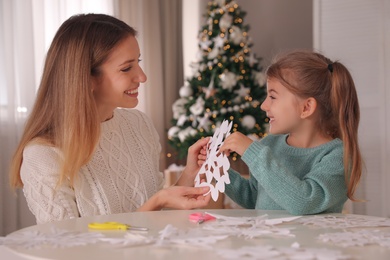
[[0, 0, 114, 236]]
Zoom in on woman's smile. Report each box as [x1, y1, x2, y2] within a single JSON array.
[[124, 88, 139, 97]]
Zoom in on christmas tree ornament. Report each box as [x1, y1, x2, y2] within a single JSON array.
[[179, 84, 193, 98]]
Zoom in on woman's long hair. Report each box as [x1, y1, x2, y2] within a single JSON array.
[[10, 14, 136, 188], [266, 50, 362, 201]]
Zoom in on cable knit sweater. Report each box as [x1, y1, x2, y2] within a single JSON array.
[[225, 134, 348, 215], [21, 109, 164, 224]]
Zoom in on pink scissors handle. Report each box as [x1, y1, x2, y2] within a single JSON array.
[[189, 212, 216, 224]]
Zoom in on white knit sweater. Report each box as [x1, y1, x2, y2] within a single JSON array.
[[21, 109, 164, 224]]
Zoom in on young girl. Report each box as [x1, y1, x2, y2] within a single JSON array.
[[218, 50, 362, 215], [9, 14, 210, 224]]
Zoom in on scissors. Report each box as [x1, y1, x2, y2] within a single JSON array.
[[189, 212, 216, 224], [88, 222, 148, 231]]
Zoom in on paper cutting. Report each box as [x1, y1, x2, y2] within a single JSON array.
[[194, 120, 233, 201]]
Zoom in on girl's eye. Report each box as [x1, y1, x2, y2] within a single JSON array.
[[269, 96, 275, 100]]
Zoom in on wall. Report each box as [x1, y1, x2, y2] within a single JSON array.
[[183, 0, 313, 77], [314, 0, 390, 217]]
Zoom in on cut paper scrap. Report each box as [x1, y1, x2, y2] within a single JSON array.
[[155, 224, 228, 249], [206, 212, 301, 226], [100, 233, 154, 247], [215, 245, 351, 260], [318, 229, 390, 248], [201, 213, 298, 239], [0, 228, 104, 249], [195, 119, 233, 201], [298, 214, 390, 229]]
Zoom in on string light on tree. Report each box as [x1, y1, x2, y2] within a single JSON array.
[[168, 0, 268, 159]]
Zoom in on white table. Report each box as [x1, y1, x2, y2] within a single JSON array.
[[3, 209, 390, 259]]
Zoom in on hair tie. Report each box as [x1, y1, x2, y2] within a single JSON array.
[[327, 63, 333, 73]]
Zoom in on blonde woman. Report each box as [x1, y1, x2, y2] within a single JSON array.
[[10, 14, 210, 224]]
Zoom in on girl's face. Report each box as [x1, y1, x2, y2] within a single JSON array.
[[260, 78, 304, 135], [92, 35, 146, 120]]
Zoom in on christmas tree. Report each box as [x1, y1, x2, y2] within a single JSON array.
[[168, 0, 268, 161]]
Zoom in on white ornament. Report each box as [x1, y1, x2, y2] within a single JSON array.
[[189, 97, 205, 116], [177, 114, 188, 126], [220, 71, 237, 90], [255, 72, 267, 86], [247, 52, 258, 67], [199, 39, 212, 50], [219, 13, 232, 31], [168, 126, 181, 138], [208, 46, 219, 59], [242, 115, 256, 129], [234, 83, 250, 98], [214, 35, 225, 49], [229, 26, 244, 45], [172, 98, 188, 119], [197, 114, 212, 132], [179, 84, 193, 98], [178, 127, 198, 142]]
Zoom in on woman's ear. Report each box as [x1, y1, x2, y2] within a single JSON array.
[[90, 76, 98, 93], [300, 97, 317, 119]]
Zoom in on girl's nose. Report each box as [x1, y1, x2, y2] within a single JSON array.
[[260, 98, 268, 111]]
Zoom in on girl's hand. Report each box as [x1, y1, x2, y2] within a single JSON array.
[[138, 186, 211, 211], [176, 137, 210, 186], [219, 132, 253, 156]]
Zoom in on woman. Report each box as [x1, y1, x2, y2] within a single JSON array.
[[9, 13, 210, 224]]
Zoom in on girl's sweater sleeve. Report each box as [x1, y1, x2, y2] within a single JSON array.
[[20, 144, 79, 224], [225, 168, 258, 209], [241, 141, 346, 215]]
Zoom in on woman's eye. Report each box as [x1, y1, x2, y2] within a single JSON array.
[[121, 67, 131, 72], [269, 95, 275, 100]]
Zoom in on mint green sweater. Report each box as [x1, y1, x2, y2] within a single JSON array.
[[225, 134, 347, 215]]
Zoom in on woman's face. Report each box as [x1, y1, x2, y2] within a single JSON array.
[[92, 35, 146, 120]]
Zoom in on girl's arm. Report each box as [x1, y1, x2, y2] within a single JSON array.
[[242, 141, 347, 215], [224, 168, 258, 209]]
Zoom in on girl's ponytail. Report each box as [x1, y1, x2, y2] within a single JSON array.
[[329, 62, 362, 200]]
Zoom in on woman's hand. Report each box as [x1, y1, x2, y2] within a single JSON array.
[[219, 132, 253, 156], [176, 137, 210, 186], [137, 186, 211, 211]]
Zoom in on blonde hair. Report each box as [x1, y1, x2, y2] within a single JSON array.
[[10, 14, 137, 188], [266, 50, 362, 201]]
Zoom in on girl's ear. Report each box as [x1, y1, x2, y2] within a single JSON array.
[[300, 97, 317, 119]]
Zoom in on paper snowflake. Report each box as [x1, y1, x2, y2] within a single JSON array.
[[195, 119, 232, 201]]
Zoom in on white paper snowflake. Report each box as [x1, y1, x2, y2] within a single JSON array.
[[195, 119, 232, 201]]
